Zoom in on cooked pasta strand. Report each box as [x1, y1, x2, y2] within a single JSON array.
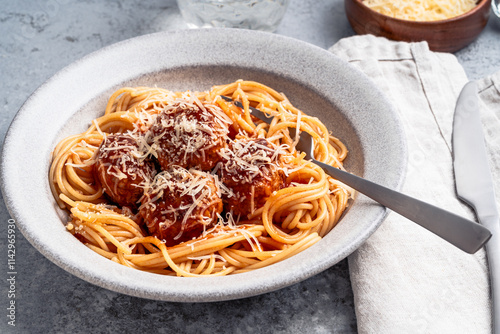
[[50, 80, 352, 277]]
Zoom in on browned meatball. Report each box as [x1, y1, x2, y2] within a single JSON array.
[[218, 138, 286, 217], [139, 166, 223, 246], [148, 98, 230, 171], [94, 133, 156, 207]]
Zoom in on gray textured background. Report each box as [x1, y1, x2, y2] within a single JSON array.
[[0, 0, 499, 333]]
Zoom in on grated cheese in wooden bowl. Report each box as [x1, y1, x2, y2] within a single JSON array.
[[362, 0, 479, 21]]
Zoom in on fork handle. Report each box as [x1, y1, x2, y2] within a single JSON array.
[[314, 159, 492, 254]]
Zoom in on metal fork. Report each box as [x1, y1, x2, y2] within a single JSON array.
[[220, 95, 492, 254]]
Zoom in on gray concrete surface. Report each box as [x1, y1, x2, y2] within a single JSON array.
[[0, 0, 498, 333]]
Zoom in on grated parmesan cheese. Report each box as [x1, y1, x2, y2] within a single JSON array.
[[362, 0, 478, 21]]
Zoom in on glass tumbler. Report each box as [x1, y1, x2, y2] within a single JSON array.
[[176, 0, 290, 32]]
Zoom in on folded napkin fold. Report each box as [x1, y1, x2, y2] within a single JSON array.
[[329, 35, 500, 333]]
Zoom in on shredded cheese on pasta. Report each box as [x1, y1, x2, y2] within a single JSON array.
[[362, 0, 478, 21], [50, 80, 352, 277]]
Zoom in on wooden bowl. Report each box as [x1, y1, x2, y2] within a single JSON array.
[[345, 0, 491, 52]]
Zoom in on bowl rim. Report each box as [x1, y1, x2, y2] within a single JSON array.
[[0, 28, 407, 302], [350, 0, 490, 25]]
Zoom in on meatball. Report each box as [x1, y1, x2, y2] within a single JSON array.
[[139, 166, 223, 246], [148, 98, 230, 171], [218, 138, 286, 217], [94, 133, 156, 207]]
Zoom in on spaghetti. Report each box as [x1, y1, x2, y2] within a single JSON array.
[[49, 80, 352, 277]]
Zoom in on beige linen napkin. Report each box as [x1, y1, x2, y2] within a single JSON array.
[[329, 35, 500, 333]]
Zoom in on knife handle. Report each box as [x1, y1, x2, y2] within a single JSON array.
[[483, 216, 500, 332], [314, 160, 492, 254]]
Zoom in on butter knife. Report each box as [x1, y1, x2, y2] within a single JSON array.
[[453, 81, 500, 332]]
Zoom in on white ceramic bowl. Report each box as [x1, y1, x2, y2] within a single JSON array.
[[0, 29, 406, 302]]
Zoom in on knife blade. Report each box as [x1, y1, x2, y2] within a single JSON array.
[[453, 81, 500, 332]]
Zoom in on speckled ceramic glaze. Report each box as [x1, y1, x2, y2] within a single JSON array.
[[0, 29, 406, 302]]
